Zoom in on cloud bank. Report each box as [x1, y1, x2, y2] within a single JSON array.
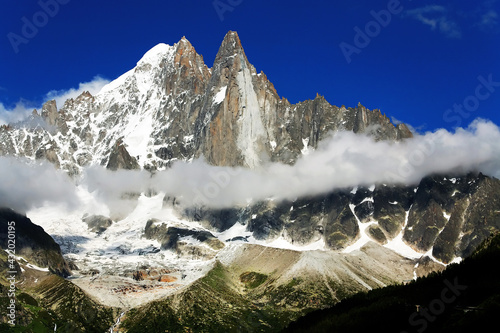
[[2, 119, 500, 214], [0, 157, 79, 214], [0, 76, 110, 126], [81, 119, 500, 209]]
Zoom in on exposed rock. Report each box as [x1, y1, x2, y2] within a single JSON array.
[[0, 208, 71, 277], [0, 31, 412, 174], [158, 275, 177, 283], [367, 224, 387, 244], [143, 219, 225, 254], [106, 138, 140, 170], [82, 214, 113, 234], [415, 255, 445, 277], [40, 100, 58, 128], [188, 173, 500, 258]]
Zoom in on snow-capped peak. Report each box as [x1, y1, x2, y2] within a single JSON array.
[[136, 42, 175, 67]]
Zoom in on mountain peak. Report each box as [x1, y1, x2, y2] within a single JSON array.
[[177, 36, 193, 49], [214, 30, 246, 63], [136, 43, 175, 67], [174, 36, 197, 58], [223, 30, 241, 43]]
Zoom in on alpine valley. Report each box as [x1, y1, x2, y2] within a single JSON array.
[[1, 31, 500, 332]]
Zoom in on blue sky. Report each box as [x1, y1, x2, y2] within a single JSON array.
[[0, 0, 499, 131]]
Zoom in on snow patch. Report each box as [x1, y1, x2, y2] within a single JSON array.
[[301, 138, 310, 155], [137, 43, 174, 67], [343, 204, 377, 253], [98, 69, 134, 95], [384, 207, 424, 259], [122, 112, 154, 163], [235, 67, 267, 168], [213, 86, 227, 104]]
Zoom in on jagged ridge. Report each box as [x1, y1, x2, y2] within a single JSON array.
[[0, 31, 411, 174]]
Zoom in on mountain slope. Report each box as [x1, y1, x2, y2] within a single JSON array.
[[187, 172, 500, 263], [121, 242, 418, 332], [0, 208, 70, 277], [0, 211, 116, 332], [283, 232, 500, 333]]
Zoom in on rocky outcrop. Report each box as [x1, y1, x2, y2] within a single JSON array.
[[143, 219, 225, 259], [195, 31, 412, 168], [405, 173, 500, 262], [132, 268, 177, 283], [105, 138, 139, 170], [82, 214, 113, 234], [0, 208, 71, 277]]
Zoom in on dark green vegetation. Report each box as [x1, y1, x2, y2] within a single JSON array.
[[240, 272, 268, 290], [283, 232, 500, 333], [0, 270, 116, 332]]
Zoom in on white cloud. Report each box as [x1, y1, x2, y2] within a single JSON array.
[[0, 76, 110, 126], [3, 119, 500, 214], [405, 5, 462, 39], [77, 119, 500, 210], [44, 75, 110, 109], [478, 9, 498, 29], [0, 157, 80, 214], [0, 100, 36, 126]]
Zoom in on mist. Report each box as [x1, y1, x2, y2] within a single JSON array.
[[0, 157, 79, 214], [82, 118, 500, 209], [2, 119, 500, 213]]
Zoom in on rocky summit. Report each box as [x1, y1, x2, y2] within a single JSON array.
[[0, 31, 411, 174], [0, 31, 499, 332]]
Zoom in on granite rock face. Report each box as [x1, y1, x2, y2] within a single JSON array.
[[0, 31, 411, 174], [106, 139, 140, 170], [143, 219, 225, 259], [82, 214, 113, 234]]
